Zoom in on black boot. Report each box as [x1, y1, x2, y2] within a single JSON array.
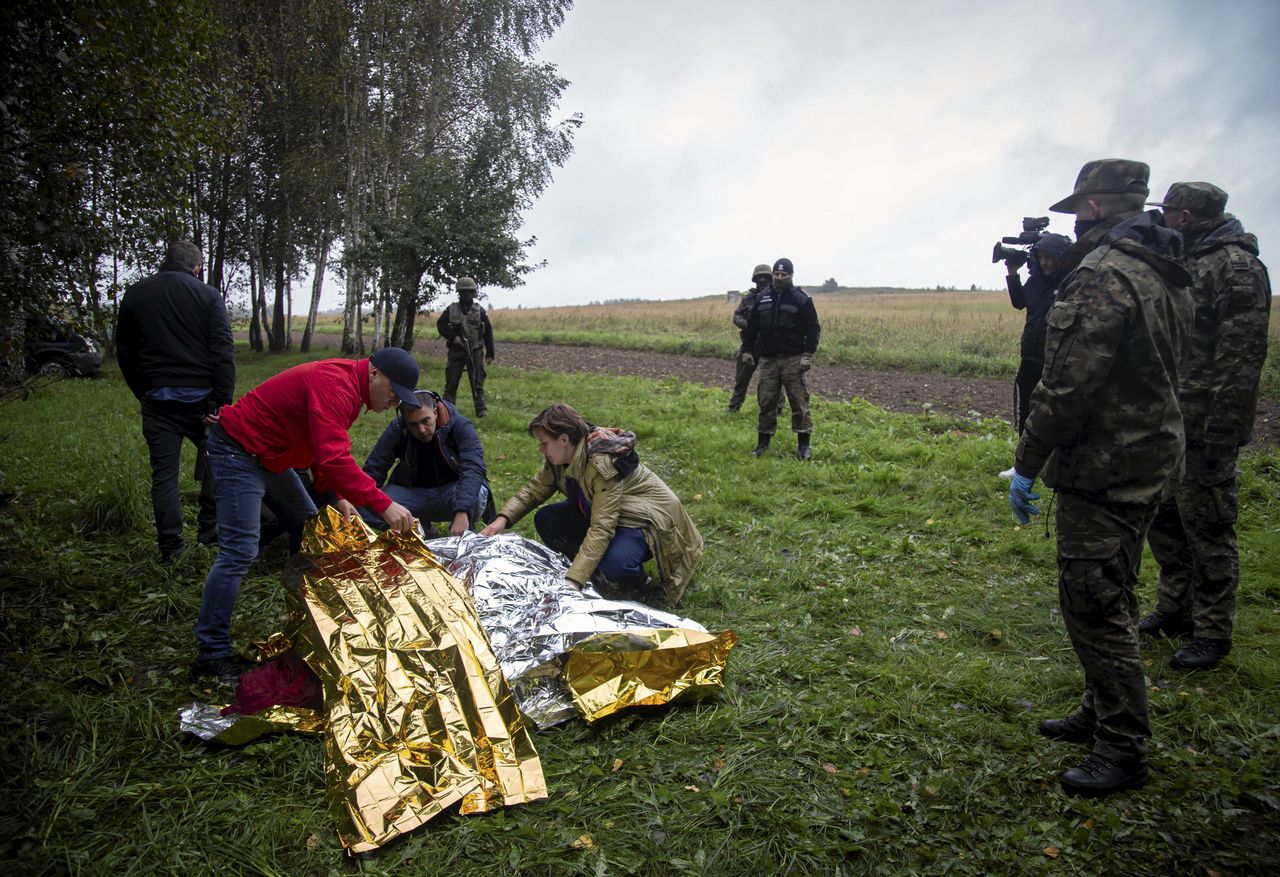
[[1138, 610, 1192, 638], [1169, 637, 1231, 670], [1038, 712, 1097, 744], [751, 432, 771, 457], [796, 433, 812, 460], [1059, 753, 1148, 797]]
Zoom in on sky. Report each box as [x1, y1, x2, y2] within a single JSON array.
[[324, 0, 1280, 311]]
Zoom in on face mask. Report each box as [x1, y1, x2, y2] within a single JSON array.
[[773, 276, 792, 290], [1074, 218, 1104, 239]]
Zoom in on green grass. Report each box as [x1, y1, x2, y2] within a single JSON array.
[[2, 350, 1278, 875]]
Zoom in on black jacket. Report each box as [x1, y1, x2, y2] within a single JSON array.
[[744, 284, 821, 357], [1007, 268, 1064, 363], [362, 398, 495, 522], [115, 263, 235, 405]]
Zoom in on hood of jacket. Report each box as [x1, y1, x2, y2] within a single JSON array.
[[1075, 209, 1191, 288], [1189, 213, 1259, 257]]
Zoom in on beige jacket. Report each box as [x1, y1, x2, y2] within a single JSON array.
[[498, 439, 704, 604]]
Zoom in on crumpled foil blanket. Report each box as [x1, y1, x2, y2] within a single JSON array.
[[179, 513, 735, 850], [425, 531, 734, 728]]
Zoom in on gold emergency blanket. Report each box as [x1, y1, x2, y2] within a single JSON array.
[[565, 628, 738, 723], [297, 509, 546, 852]]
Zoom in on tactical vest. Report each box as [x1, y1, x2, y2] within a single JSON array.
[[447, 302, 486, 347]]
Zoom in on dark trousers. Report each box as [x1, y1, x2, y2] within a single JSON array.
[[1055, 490, 1157, 762], [140, 399, 217, 556], [1013, 359, 1043, 435], [1146, 449, 1241, 641], [533, 499, 652, 588]]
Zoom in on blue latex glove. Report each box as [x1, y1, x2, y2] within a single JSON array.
[[1008, 472, 1041, 524]]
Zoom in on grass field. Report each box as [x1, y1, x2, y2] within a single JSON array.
[[302, 287, 1280, 396], [2, 349, 1279, 875]]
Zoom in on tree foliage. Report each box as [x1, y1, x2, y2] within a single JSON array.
[[1, 0, 578, 377]]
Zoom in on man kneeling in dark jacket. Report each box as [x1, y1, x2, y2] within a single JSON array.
[[360, 390, 495, 535]]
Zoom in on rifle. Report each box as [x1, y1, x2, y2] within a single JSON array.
[[458, 333, 482, 415]]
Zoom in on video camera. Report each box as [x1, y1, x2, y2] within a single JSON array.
[[991, 216, 1051, 266]]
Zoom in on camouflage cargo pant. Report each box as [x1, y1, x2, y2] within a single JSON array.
[[756, 354, 812, 435], [1055, 490, 1157, 762], [443, 343, 487, 417], [727, 347, 758, 411], [1146, 447, 1240, 641]]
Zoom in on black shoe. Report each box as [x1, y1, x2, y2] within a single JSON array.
[[1059, 753, 1148, 797], [197, 526, 219, 546], [1170, 638, 1231, 671], [1039, 713, 1097, 745], [796, 435, 812, 460], [726, 404, 741, 413], [1138, 610, 1192, 638], [159, 545, 190, 566], [189, 655, 251, 684]]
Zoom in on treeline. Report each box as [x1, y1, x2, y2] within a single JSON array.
[[1, 0, 579, 377]]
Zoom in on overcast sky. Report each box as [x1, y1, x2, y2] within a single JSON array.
[[329, 0, 1280, 310]]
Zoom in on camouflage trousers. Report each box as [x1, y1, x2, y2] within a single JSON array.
[[443, 344, 487, 417], [727, 347, 758, 410], [1055, 490, 1158, 762], [1146, 447, 1240, 641], [756, 354, 812, 435]]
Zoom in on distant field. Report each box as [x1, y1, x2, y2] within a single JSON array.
[[289, 287, 1280, 393]]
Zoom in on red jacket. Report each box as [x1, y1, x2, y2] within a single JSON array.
[[219, 358, 391, 512]]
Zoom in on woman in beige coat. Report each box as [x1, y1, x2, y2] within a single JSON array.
[[481, 403, 703, 605]]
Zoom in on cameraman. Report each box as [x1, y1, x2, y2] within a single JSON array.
[[1004, 232, 1072, 441]]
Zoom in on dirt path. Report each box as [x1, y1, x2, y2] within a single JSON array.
[[277, 332, 1280, 447]]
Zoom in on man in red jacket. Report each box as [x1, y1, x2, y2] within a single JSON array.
[[191, 348, 420, 682]]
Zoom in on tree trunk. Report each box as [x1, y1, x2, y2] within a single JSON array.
[[270, 258, 287, 352], [301, 233, 331, 352], [248, 254, 263, 353]]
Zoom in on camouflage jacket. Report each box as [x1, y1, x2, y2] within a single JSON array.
[[732, 289, 761, 343], [1176, 214, 1271, 451], [1016, 210, 1193, 504]]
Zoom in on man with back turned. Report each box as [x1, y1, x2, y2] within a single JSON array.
[[1007, 159, 1192, 797]]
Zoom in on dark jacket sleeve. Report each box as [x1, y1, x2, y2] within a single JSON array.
[[207, 292, 236, 406], [1007, 273, 1027, 310], [743, 298, 760, 356], [803, 297, 821, 353], [362, 421, 404, 487], [436, 309, 453, 340], [114, 294, 145, 401], [447, 415, 489, 518], [482, 310, 495, 359]]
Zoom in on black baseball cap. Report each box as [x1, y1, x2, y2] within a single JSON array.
[[369, 347, 421, 407]]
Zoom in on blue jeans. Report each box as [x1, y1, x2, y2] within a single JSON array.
[[358, 482, 489, 529], [534, 499, 652, 588], [196, 430, 317, 660]]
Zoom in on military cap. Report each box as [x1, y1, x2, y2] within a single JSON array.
[[1049, 158, 1150, 214], [751, 263, 771, 280], [772, 257, 794, 274], [1147, 181, 1228, 217], [456, 276, 478, 292]]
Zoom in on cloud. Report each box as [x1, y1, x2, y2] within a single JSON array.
[[319, 0, 1280, 310]]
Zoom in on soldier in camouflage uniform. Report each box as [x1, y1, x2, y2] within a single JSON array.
[[436, 277, 495, 418], [727, 264, 773, 413], [1140, 183, 1272, 670], [743, 258, 821, 460], [1008, 159, 1193, 797]]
